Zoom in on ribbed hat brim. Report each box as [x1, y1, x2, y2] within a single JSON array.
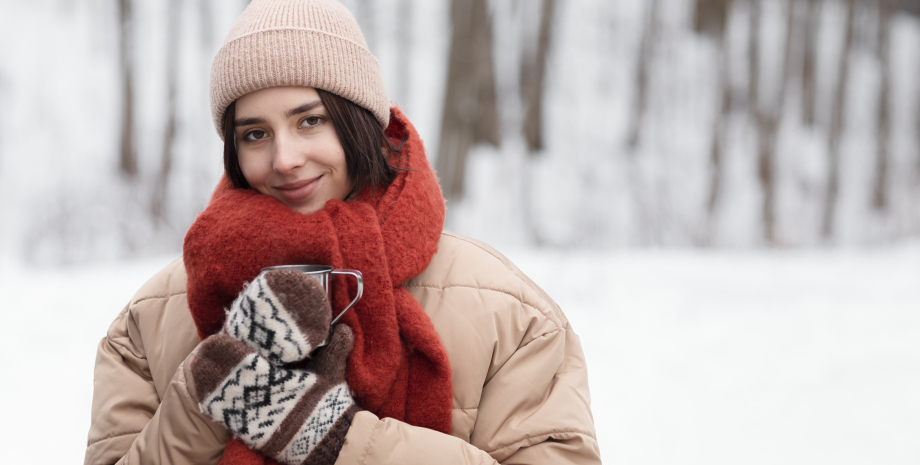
[[210, 27, 389, 137]]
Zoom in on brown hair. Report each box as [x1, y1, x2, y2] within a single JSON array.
[[222, 89, 400, 196]]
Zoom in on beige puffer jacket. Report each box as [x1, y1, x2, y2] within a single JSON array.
[[85, 231, 601, 465]]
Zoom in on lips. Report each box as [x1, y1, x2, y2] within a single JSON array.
[[275, 175, 322, 203]]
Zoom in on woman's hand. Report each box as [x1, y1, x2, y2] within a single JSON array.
[[224, 269, 332, 365], [191, 319, 358, 465]]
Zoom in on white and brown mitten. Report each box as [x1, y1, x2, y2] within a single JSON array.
[[190, 269, 359, 465], [191, 324, 359, 465], [223, 269, 333, 365]]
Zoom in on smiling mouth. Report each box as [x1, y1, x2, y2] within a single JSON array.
[[275, 176, 321, 203]]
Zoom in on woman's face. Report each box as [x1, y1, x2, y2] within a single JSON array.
[[234, 86, 351, 215]]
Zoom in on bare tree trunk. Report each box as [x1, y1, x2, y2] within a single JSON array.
[[912, 3, 920, 190], [912, 2, 920, 231], [117, 0, 137, 178], [520, 0, 555, 152], [748, 0, 767, 238], [696, 0, 734, 226], [707, 42, 732, 218], [747, 0, 760, 110], [623, 0, 661, 244], [753, 0, 795, 245], [435, 0, 500, 200], [801, 0, 821, 126], [519, 0, 557, 246], [152, 0, 181, 222], [872, 0, 893, 211], [626, 0, 660, 151], [903, 0, 920, 16], [694, 0, 732, 38], [822, 0, 856, 240]]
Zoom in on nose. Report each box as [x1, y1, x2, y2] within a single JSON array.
[[271, 131, 306, 174]]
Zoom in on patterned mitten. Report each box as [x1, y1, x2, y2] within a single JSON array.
[[190, 324, 359, 465], [224, 269, 332, 365]]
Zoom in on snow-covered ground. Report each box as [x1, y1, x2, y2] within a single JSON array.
[[1, 244, 918, 464]]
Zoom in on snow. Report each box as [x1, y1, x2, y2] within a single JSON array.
[[507, 244, 920, 464], [2, 245, 919, 464], [0, 0, 919, 461]]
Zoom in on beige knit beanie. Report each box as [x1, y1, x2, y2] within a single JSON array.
[[210, 0, 389, 137]]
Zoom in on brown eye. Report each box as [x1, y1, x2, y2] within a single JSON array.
[[243, 129, 268, 141], [300, 116, 323, 129]]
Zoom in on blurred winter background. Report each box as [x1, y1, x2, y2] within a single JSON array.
[[0, 0, 918, 463]]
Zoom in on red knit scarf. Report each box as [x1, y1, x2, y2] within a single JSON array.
[[183, 108, 452, 465]]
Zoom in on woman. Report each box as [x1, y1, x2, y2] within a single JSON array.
[[84, 1, 600, 464]]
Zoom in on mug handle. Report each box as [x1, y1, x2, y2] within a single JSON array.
[[329, 269, 363, 326]]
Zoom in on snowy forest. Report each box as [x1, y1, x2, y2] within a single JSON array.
[[2, 2, 919, 464], [2, 0, 920, 263]]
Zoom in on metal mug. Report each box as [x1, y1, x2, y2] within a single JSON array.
[[261, 264, 363, 347]]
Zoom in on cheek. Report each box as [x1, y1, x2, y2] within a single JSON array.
[[316, 135, 348, 176], [332, 148, 348, 174], [237, 150, 269, 190], [320, 140, 351, 198], [330, 147, 349, 185]]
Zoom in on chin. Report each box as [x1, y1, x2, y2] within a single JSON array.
[[291, 201, 323, 215]]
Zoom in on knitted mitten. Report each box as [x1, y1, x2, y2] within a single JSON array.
[[224, 269, 332, 365], [191, 324, 359, 465]]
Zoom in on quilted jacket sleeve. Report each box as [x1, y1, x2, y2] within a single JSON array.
[[84, 261, 229, 465], [334, 232, 601, 465], [113, 347, 229, 465], [84, 306, 161, 464], [333, 321, 599, 465]]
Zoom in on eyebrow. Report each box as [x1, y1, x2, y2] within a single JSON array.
[[234, 100, 325, 127]]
